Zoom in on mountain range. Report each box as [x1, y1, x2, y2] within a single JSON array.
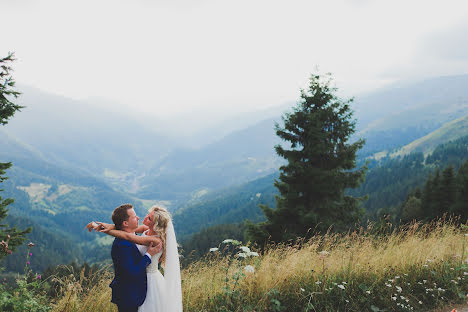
[[2, 74, 468, 271]]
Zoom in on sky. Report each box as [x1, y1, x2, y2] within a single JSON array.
[[2, 0, 468, 118]]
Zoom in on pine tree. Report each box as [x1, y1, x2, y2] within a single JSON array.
[[246, 74, 366, 244], [440, 166, 457, 215], [451, 161, 468, 220], [0, 52, 31, 259]]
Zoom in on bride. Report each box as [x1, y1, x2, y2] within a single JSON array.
[[96, 206, 182, 312]]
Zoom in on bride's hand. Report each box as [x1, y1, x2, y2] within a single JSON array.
[[85, 222, 100, 232], [96, 222, 115, 233]]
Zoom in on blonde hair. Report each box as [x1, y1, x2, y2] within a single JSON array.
[[149, 206, 171, 266]]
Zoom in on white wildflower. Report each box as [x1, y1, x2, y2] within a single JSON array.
[[392, 296, 397, 301], [248, 251, 259, 257], [396, 286, 402, 293], [315, 281, 321, 285], [423, 264, 429, 268], [345, 300, 349, 303], [244, 265, 255, 273], [338, 284, 345, 290], [385, 283, 392, 288], [423, 280, 427, 283], [366, 291, 371, 294], [209, 247, 219, 252], [464, 272, 468, 276], [300, 288, 305, 292], [240, 246, 251, 253], [418, 301, 423, 305], [400, 296, 406, 300], [223, 239, 234, 243], [451, 280, 458, 284], [342, 281, 347, 285], [237, 252, 248, 258], [395, 276, 400, 279]]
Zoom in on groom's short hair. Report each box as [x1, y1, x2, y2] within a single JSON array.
[[112, 204, 133, 230]]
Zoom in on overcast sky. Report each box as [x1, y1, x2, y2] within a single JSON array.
[[2, 0, 468, 118]]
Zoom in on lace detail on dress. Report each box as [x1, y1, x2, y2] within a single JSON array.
[[146, 251, 162, 273]]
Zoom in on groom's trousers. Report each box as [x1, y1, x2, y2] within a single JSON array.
[[117, 306, 138, 312]]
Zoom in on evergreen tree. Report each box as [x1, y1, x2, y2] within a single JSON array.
[[0, 52, 31, 259], [451, 161, 468, 219], [246, 74, 366, 244], [440, 166, 457, 214]]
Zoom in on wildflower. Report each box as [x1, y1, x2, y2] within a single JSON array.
[[300, 288, 305, 292], [464, 272, 468, 276], [345, 300, 349, 303], [26, 261, 30, 265], [395, 276, 400, 279], [392, 296, 397, 301], [29, 252, 32, 256], [28, 242, 35, 247], [450, 268, 455, 270], [244, 265, 255, 273], [337, 284, 345, 290], [423, 280, 427, 283], [404, 274, 408, 276], [451, 280, 458, 284], [237, 252, 247, 258], [385, 283, 392, 287], [209, 247, 219, 252], [315, 281, 321, 285], [418, 301, 423, 305], [223, 239, 234, 243], [388, 279, 394, 283], [342, 281, 347, 285], [396, 286, 402, 293], [437, 287, 445, 292], [248, 251, 259, 257], [36, 274, 41, 279], [240, 246, 251, 253], [400, 296, 406, 300], [366, 291, 371, 294], [423, 264, 429, 268]]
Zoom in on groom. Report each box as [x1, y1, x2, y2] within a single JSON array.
[[109, 204, 160, 312]]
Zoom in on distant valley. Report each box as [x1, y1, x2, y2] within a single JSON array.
[[2, 74, 468, 272]]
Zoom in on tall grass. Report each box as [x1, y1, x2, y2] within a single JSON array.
[[52, 221, 468, 311]]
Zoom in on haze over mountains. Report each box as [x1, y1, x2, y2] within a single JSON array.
[[2, 73, 468, 272]]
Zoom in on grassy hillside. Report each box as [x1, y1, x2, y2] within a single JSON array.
[[50, 221, 468, 312], [393, 114, 468, 157]]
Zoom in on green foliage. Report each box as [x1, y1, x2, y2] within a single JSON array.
[[173, 173, 277, 239], [247, 74, 366, 244], [181, 223, 246, 263], [0, 52, 31, 260], [0, 245, 51, 311], [0, 53, 23, 126]]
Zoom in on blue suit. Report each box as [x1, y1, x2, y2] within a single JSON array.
[[110, 237, 151, 310]]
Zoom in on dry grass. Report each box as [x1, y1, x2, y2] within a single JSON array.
[[51, 221, 468, 312]]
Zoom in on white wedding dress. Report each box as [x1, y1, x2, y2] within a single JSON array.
[[136, 233, 166, 312], [136, 222, 183, 312]]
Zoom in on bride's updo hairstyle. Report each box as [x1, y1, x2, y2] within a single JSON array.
[[149, 206, 171, 265]]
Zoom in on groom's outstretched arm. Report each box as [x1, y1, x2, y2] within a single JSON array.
[[112, 244, 151, 281]]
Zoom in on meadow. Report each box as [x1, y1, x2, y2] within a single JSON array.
[[45, 220, 468, 312]]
